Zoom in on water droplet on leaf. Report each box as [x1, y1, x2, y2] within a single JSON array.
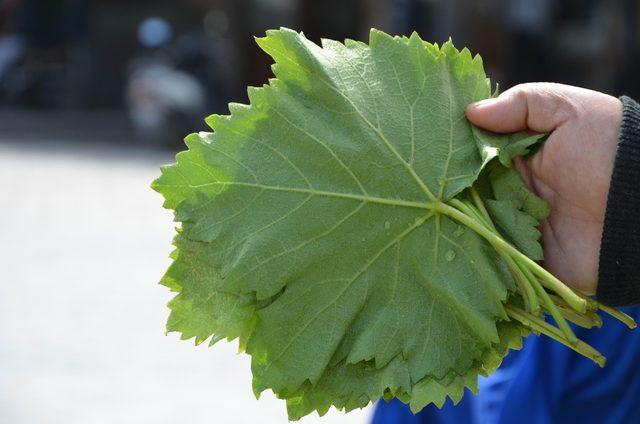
[[445, 250, 456, 261]]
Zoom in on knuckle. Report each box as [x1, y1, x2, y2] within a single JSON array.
[[547, 91, 580, 124], [504, 83, 532, 100], [527, 84, 580, 126]]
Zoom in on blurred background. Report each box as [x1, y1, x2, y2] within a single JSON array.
[[1, 0, 639, 423]]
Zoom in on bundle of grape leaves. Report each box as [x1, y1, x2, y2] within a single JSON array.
[[152, 28, 635, 419]]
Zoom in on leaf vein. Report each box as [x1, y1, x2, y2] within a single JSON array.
[[261, 211, 434, 375]]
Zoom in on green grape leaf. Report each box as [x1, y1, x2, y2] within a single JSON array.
[[489, 165, 549, 220], [152, 28, 546, 419], [483, 165, 549, 260], [486, 200, 543, 260], [284, 318, 526, 420], [473, 128, 546, 167]]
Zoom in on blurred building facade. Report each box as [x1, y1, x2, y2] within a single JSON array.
[[0, 0, 638, 141]]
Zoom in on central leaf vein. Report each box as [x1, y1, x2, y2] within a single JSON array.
[[179, 180, 435, 210]]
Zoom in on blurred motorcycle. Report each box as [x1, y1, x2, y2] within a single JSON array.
[[126, 17, 210, 147]]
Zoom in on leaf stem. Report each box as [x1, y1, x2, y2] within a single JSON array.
[[514, 260, 577, 344], [554, 304, 602, 329], [502, 253, 539, 314], [450, 198, 539, 313], [572, 290, 637, 329], [465, 191, 543, 313], [597, 304, 637, 329], [437, 201, 587, 313], [470, 187, 493, 228], [462, 199, 492, 229], [548, 293, 603, 328], [505, 305, 606, 367], [449, 199, 480, 224]]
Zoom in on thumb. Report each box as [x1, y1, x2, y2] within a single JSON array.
[[465, 83, 577, 133]]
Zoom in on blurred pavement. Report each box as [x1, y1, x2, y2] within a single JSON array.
[[0, 140, 371, 424]]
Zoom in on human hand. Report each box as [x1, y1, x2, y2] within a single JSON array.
[[466, 83, 623, 294]]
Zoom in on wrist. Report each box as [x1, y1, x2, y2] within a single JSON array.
[[597, 96, 640, 306]]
